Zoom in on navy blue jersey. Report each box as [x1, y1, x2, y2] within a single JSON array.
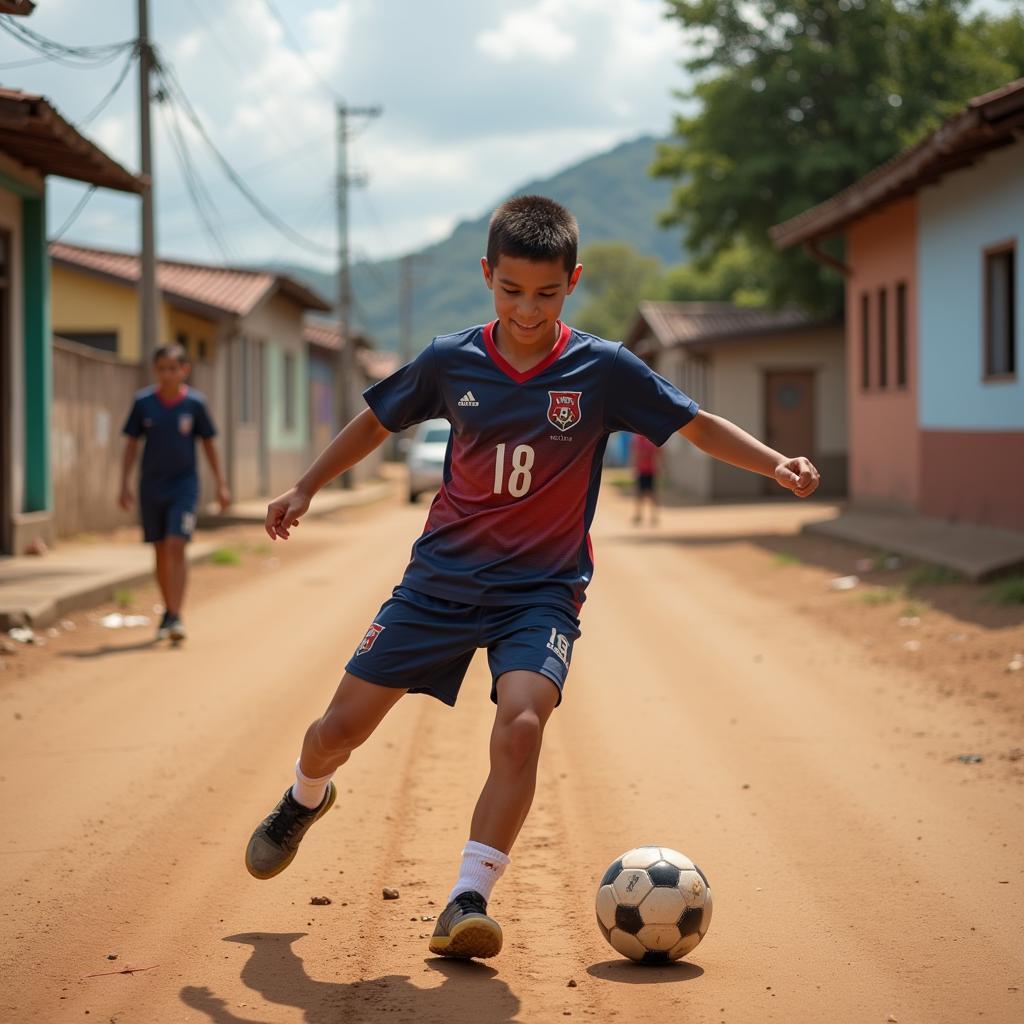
[[364, 322, 699, 614], [123, 386, 216, 493]]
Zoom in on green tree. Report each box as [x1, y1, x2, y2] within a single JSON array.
[[575, 242, 663, 339], [653, 0, 1024, 314]]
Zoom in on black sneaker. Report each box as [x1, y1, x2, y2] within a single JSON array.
[[244, 782, 337, 880], [167, 616, 186, 642], [156, 611, 171, 641], [428, 890, 503, 959]]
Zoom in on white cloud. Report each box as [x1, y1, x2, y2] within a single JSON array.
[[477, 2, 578, 62], [15, 0, 691, 266]]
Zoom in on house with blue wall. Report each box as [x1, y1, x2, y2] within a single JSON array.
[[773, 78, 1024, 532]]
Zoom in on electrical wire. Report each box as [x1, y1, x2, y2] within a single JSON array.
[[159, 99, 233, 261], [259, 0, 342, 105], [154, 54, 338, 258], [79, 45, 137, 128], [0, 17, 132, 69], [50, 185, 97, 241]]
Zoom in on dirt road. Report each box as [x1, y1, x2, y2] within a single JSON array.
[[1, 489, 1021, 1023]]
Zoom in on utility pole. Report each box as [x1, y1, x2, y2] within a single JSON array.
[[335, 100, 380, 487], [137, 0, 157, 363], [399, 253, 413, 364]]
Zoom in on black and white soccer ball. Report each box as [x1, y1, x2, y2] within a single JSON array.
[[596, 846, 712, 963]]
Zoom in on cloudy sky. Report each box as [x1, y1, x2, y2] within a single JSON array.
[[0, 0, 690, 269]]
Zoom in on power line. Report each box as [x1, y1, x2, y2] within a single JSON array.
[[154, 55, 338, 259], [0, 17, 132, 68], [79, 45, 137, 128], [182, 0, 313, 151], [50, 185, 97, 241], [159, 98, 233, 260], [259, 0, 342, 105]]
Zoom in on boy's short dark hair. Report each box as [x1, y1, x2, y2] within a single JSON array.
[[153, 343, 189, 365], [487, 195, 578, 273]]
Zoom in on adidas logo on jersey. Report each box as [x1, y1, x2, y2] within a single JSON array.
[[458, 390, 479, 407]]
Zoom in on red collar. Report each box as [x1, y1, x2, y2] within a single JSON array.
[[482, 320, 571, 384], [156, 387, 188, 409]]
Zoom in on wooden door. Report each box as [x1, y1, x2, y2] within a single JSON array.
[[764, 370, 814, 493]]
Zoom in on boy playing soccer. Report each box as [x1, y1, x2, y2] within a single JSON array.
[[119, 344, 230, 642], [245, 197, 819, 959]]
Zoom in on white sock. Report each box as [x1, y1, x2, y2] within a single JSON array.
[[290, 759, 334, 809], [448, 840, 510, 904]]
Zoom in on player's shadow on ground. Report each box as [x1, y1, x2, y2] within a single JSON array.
[[180, 932, 520, 1024], [586, 959, 703, 985]]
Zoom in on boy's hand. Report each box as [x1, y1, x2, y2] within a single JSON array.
[[774, 457, 820, 498], [265, 487, 311, 540], [217, 485, 231, 513], [118, 485, 133, 511]]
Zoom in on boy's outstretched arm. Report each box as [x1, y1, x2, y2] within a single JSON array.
[[200, 438, 232, 512], [265, 407, 392, 540], [118, 437, 139, 510], [679, 410, 820, 498]]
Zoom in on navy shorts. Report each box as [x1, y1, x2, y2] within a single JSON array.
[[345, 586, 581, 707], [636, 472, 655, 493], [140, 490, 197, 543]]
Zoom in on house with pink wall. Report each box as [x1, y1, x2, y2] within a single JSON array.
[[772, 78, 1024, 532]]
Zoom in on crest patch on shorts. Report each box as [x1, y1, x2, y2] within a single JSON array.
[[356, 622, 385, 655], [547, 391, 582, 432]]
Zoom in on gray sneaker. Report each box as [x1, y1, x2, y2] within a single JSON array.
[[167, 616, 186, 642], [245, 782, 337, 880], [428, 890, 503, 959]]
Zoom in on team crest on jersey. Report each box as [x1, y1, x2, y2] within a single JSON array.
[[356, 622, 385, 655], [178, 412, 194, 436], [547, 391, 582, 432]]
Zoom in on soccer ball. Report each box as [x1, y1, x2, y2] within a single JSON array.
[[595, 846, 712, 964]]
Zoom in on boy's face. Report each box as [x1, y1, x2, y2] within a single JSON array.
[[154, 355, 189, 391], [482, 255, 582, 352]]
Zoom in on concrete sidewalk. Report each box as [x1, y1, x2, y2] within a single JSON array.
[[805, 507, 1024, 581], [199, 475, 395, 526], [1, 474, 397, 629]]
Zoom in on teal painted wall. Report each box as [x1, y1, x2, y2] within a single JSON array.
[[21, 191, 50, 513]]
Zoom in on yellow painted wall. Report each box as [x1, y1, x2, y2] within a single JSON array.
[[51, 264, 140, 359], [52, 264, 219, 363]]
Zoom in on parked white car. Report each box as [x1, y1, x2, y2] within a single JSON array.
[[406, 418, 451, 503]]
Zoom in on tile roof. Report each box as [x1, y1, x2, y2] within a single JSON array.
[[302, 320, 399, 380], [50, 241, 331, 317], [627, 301, 826, 350], [0, 88, 143, 193], [772, 76, 1024, 248]]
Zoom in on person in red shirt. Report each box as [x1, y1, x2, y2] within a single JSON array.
[[632, 432, 660, 526]]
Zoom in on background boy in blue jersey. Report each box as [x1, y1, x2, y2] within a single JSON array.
[[119, 344, 230, 642], [245, 197, 820, 960]]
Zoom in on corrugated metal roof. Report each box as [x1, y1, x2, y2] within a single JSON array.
[[628, 301, 823, 350], [50, 241, 331, 316], [0, 88, 143, 193], [772, 76, 1024, 248]]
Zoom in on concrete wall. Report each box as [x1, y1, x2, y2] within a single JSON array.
[[845, 197, 920, 511], [51, 338, 143, 537], [239, 291, 308, 496], [650, 327, 845, 500]]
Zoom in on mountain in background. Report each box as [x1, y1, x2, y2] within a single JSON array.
[[269, 135, 683, 353]]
